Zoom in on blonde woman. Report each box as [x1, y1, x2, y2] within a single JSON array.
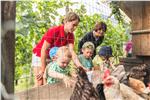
[[32, 12, 84, 86]]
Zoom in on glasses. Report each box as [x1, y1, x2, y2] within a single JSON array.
[[95, 28, 105, 33], [95, 26, 106, 32]]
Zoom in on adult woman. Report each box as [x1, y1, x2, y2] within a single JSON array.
[[78, 21, 107, 58], [32, 12, 83, 86]]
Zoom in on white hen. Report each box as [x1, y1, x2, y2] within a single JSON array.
[[103, 76, 123, 100], [103, 76, 145, 100]]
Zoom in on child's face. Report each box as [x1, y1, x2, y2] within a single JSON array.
[[101, 56, 107, 61], [57, 57, 71, 68], [65, 19, 79, 33], [82, 48, 93, 59], [100, 56, 111, 62]]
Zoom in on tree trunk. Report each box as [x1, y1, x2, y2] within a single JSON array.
[[1, 1, 16, 96]]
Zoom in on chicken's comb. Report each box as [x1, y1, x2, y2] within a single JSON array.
[[102, 69, 111, 80]]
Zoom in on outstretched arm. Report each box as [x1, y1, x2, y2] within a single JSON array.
[[41, 41, 50, 72], [48, 69, 74, 87], [37, 40, 50, 80], [68, 43, 87, 71], [48, 70, 67, 79]]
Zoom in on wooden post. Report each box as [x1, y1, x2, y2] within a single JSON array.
[[1, 1, 16, 95], [131, 2, 143, 31], [143, 2, 150, 30]]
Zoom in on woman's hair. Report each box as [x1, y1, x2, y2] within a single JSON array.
[[56, 46, 72, 59], [93, 21, 107, 32], [63, 12, 80, 23]]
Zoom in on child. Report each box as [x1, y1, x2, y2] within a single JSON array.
[[47, 46, 74, 87], [78, 42, 95, 71], [78, 42, 95, 82], [43, 47, 58, 85], [93, 46, 114, 71]]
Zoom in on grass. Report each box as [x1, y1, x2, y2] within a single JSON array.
[[15, 77, 34, 93]]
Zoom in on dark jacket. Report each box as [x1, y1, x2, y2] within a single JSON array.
[[78, 31, 104, 58]]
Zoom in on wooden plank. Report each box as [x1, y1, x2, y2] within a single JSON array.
[[131, 29, 150, 34], [140, 34, 150, 55], [131, 2, 143, 30], [143, 2, 150, 30], [132, 34, 141, 55], [15, 83, 73, 100], [15, 71, 101, 100], [119, 57, 143, 63]]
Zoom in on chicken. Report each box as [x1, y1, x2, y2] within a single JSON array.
[[128, 77, 146, 94], [129, 64, 147, 81], [103, 76, 123, 100], [120, 83, 145, 100], [96, 83, 106, 100], [102, 76, 145, 100], [70, 67, 99, 100]]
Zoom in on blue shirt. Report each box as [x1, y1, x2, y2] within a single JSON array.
[[78, 54, 93, 70]]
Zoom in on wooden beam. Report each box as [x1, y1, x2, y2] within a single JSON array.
[[1, 1, 16, 95]]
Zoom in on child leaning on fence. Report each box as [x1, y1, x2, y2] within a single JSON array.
[[77, 42, 95, 82], [78, 42, 95, 71], [46, 46, 75, 87], [43, 47, 59, 85]]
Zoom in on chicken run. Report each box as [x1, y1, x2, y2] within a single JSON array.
[[4, 1, 149, 100], [16, 64, 150, 100]]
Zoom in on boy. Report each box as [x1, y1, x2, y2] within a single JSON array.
[[43, 47, 58, 84], [78, 42, 95, 71], [78, 42, 95, 82], [47, 46, 74, 87]]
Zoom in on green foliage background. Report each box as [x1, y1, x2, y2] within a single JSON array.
[[15, 0, 129, 90]]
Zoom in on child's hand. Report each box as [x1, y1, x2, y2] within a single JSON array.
[[71, 71, 77, 78], [94, 66, 100, 70], [63, 76, 75, 88], [81, 66, 88, 71], [78, 66, 88, 72]]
